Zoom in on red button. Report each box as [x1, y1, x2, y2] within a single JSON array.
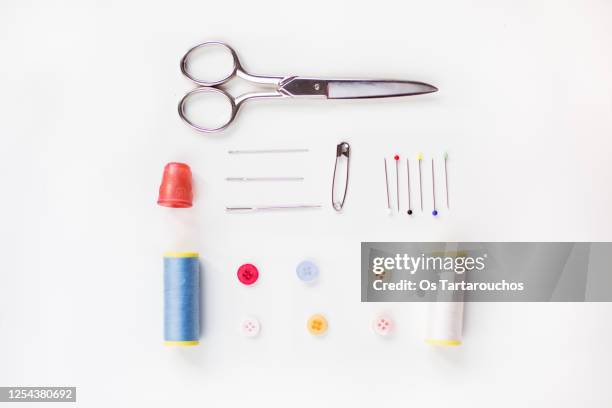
[[237, 263, 259, 285]]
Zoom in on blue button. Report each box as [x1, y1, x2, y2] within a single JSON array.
[[296, 260, 319, 282]]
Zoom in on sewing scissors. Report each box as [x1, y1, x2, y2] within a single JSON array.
[[179, 41, 438, 133]]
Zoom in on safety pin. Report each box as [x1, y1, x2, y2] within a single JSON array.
[[331, 142, 350, 211]]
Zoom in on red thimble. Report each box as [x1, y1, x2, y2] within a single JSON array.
[[157, 162, 193, 208]]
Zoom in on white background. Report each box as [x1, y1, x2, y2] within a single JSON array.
[[1, 0, 612, 407]]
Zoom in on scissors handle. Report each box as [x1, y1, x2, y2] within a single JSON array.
[[180, 42, 239, 86], [178, 86, 287, 133], [181, 41, 283, 87], [179, 42, 288, 132]]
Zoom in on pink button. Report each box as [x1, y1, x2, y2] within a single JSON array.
[[373, 316, 393, 336], [241, 317, 261, 338], [237, 263, 259, 285]]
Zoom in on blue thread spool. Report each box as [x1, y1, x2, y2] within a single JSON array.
[[164, 252, 200, 346]]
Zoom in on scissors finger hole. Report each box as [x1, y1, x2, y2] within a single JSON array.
[[181, 42, 237, 86], [179, 88, 236, 133]]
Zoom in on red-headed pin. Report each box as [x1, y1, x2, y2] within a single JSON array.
[[394, 155, 400, 212]]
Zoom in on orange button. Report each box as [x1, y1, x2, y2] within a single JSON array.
[[307, 314, 328, 335]]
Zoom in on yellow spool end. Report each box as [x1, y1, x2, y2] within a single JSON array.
[[425, 339, 462, 346], [164, 251, 199, 258], [164, 341, 199, 346]]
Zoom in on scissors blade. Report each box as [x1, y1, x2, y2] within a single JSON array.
[[327, 80, 437, 99]]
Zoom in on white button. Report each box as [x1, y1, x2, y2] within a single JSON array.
[[373, 316, 393, 336], [241, 317, 261, 338]]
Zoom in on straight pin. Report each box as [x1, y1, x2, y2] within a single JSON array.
[[384, 158, 391, 214], [444, 152, 449, 209], [417, 153, 423, 211], [406, 159, 413, 215], [431, 158, 438, 216], [394, 155, 400, 212]]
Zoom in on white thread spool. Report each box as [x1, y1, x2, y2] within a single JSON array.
[[426, 248, 464, 346], [426, 301, 463, 346]]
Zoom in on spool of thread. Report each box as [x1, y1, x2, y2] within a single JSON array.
[[426, 302, 463, 346], [426, 249, 464, 346], [164, 252, 200, 346]]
